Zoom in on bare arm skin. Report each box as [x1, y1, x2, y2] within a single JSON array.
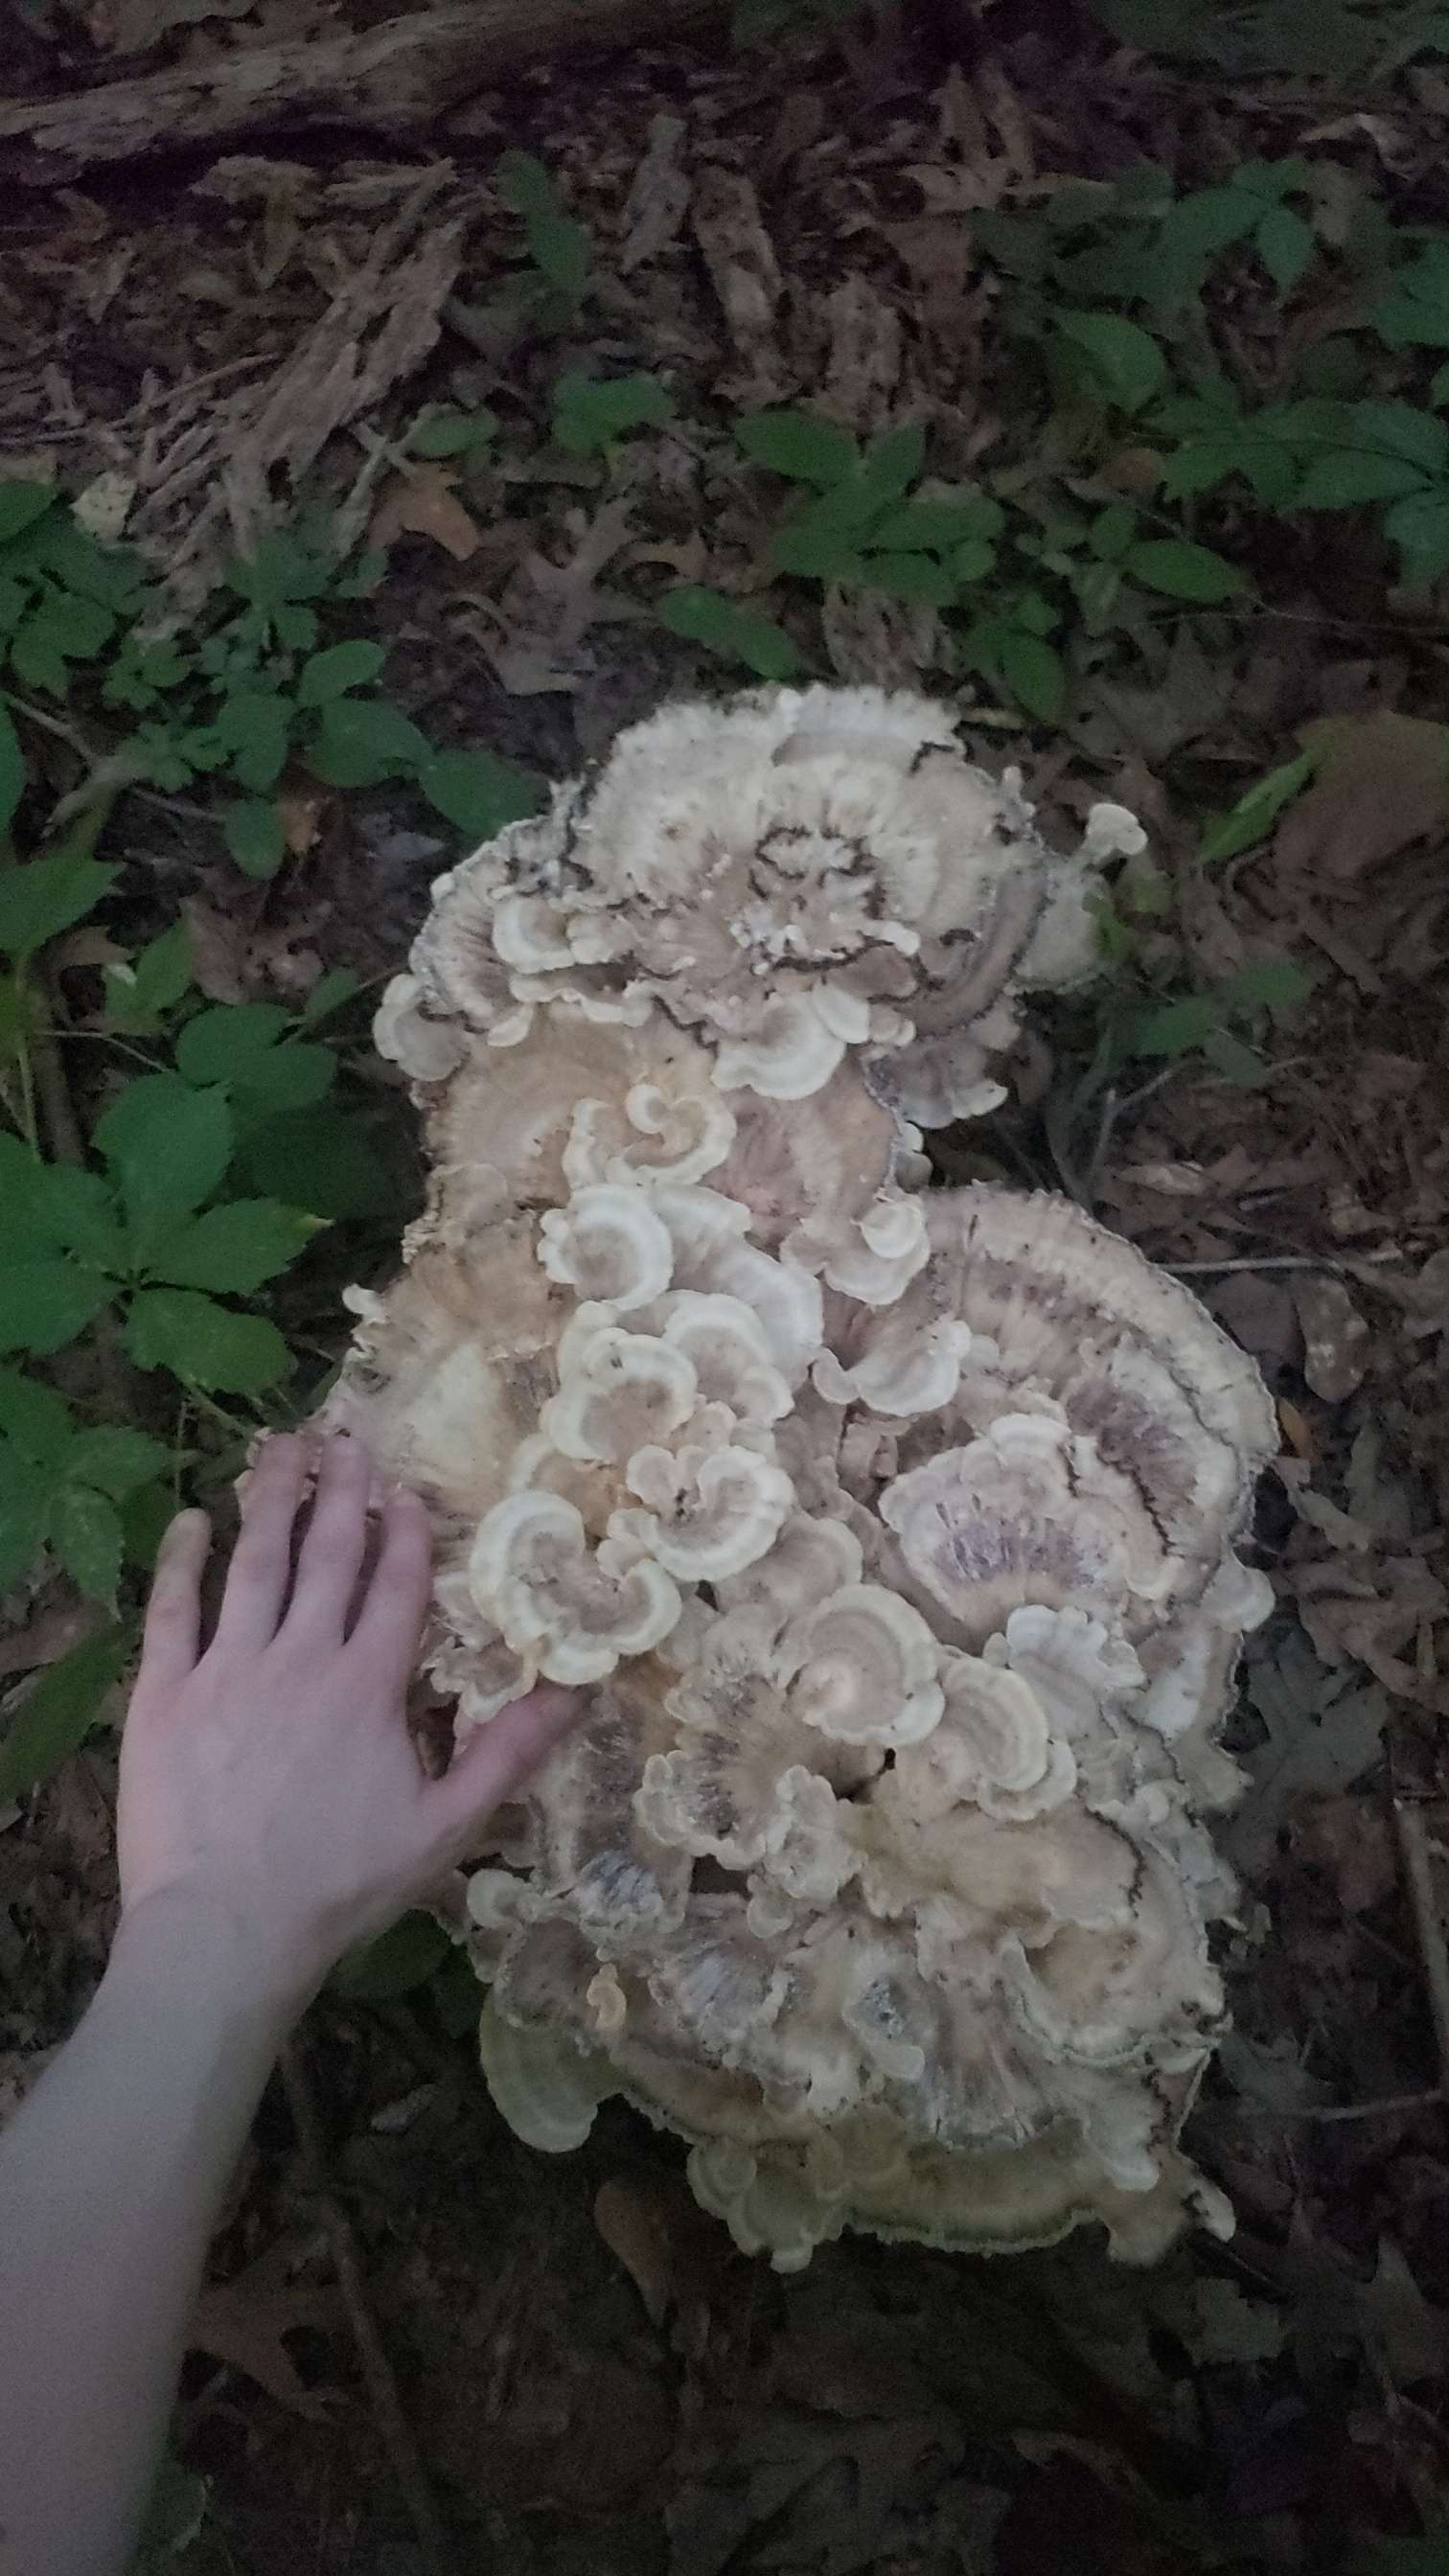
[[0, 1432, 574, 2576]]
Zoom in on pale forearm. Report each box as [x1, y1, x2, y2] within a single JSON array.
[[0, 1896, 298, 2576]]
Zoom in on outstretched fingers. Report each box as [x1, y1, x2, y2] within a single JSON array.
[[287, 1432, 373, 1640], [134, 1507, 212, 1699], [346, 1482, 434, 1687], [211, 1434, 308, 1653]]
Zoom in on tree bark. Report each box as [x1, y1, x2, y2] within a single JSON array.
[[0, 0, 722, 173]]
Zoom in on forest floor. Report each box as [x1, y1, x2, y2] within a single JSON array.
[[4, 3, 1449, 2571]]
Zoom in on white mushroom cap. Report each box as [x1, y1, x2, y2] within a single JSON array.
[[373, 971, 466, 1081], [468, 1490, 682, 1682], [541, 1322, 698, 1465], [619, 1440, 794, 1582], [780, 1585, 944, 1748], [538, 1184, 676, 1310]]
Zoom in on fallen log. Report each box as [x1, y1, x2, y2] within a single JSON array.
[[0, 0, 721, 174]]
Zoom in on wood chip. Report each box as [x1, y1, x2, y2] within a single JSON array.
[[1293, 1275, 1370, 1402]]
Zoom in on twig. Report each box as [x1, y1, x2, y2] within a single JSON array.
[[1170, 1254, 1348, 1276], [1239, 2087, 1443, 2124], [279, 2037, 454, 2576], [32, 969, 84, 1167], [1392, 1799, 1449, 2100]]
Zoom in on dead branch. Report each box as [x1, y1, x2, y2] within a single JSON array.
[[0, 1, 721, 173]]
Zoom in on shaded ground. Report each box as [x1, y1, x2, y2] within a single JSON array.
[[4, 4, 1449, 2570]]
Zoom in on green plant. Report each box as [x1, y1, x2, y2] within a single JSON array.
[[404, 402, 499, 461], [729, 406, 1246, 719], [1093, 0, 1449, 79], [494, 150, 592, 332], [658, 583, 802, 679], [0, 492, 542, 875], [552, 370, 673, 456]]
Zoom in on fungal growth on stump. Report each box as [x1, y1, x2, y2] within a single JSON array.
[[331, 685, 1276, 2272]]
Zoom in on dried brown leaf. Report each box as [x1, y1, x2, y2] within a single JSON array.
[[189, 2241, 343, 2416], [371, 463, 481, 562], [1275, 711, 1449, 883]]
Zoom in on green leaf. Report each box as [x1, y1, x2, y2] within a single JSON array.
[[173, 1002, 291, 1084], [658, 584, 801, 680], [296, 640, 388, 707], [0, 1449, 52, 1595], [1255, 202, 1315, 292], [0, 1258, 112, 1355], [1384, 488, 1449, 586], [234, 1107, 402, 1223], [306, 696, 429, 788], [552, 372, 673, 454], [331, 1910, 453, 1999], [0, 847, 116, 962], [95, 1074, 233, 1219], [1000, 630, 1067, 723], [0, 1622, 131, 1801], [222, 797, 287, 879], [146, 1199, 323, 1294], [0, 483, 57, 545], [1201, 1025, 1271, 1086], [416, 748, 541, 840], [1129, 992, 1223, 1056], [871, 496, 1004, 551], [862, 550, 958, 606], [1200, 752, 1316, 865], [1053, 310, 1167, 412], [298, 967, 360, 1026], [64, 1425, 171, 1499], [735, 407, 860, 486], [0, 1363, 72, 1463], [215, 689, 292, 793], [1297, 450, 1433, 507], [1155, 185, 1259, 264], [409, 407, 499, 458], [0, 1150, 125, 1268], [770, 522, 867, 581], [1373, 244, 1449, 349], [0, 697, 24, 837], [125, 1290, 292, 1394], [16, 591, 114, 673], [104, 920, 193, 1032], [49, 1482, 123, 1606], [1223, 954, 1311, 1014], [497, 151, 591, 297], [950, 538, 999, 584], [1124, 538, 1246, 602], [133, 2448, 212, 2564]]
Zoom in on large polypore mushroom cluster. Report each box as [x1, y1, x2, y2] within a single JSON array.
[[331, 686, 1277, 2271]]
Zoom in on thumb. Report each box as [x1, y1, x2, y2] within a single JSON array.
[[426, 1684, 580, 1837]]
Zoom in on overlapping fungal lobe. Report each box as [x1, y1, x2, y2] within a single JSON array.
[[336, 681, 1276, 2275]]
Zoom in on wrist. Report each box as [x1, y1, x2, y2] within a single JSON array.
[[109, 1885, 322, 2043]]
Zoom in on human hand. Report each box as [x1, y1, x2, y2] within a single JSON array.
[[116, 1431, 576, 2015]]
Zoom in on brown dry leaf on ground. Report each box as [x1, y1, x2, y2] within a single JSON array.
[[1276, 710, 1449, 881], [370, 462, 481, 560], [690, 164, 785, 400], [189, 2237, 346, 2416]]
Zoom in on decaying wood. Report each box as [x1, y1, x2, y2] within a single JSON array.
[[0, 0, 720, 173]]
